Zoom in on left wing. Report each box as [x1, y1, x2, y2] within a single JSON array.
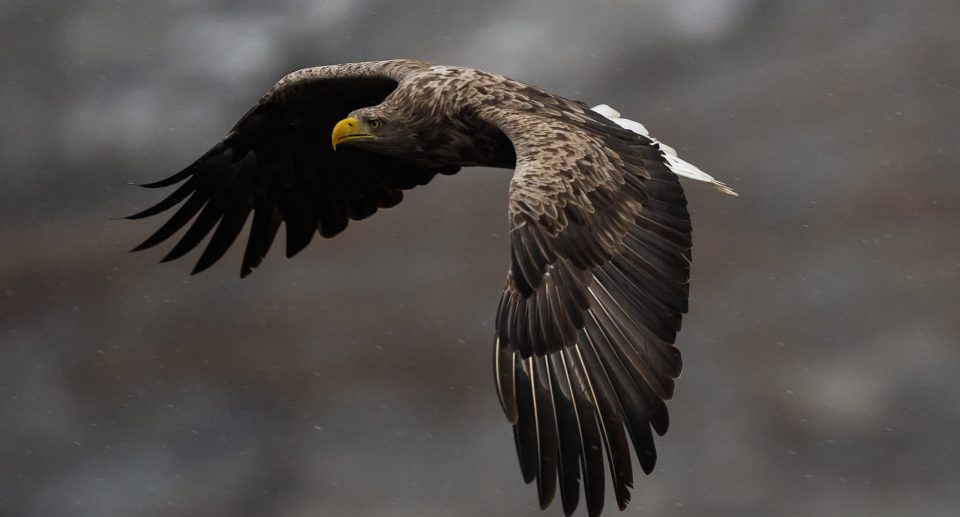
[[479, 95, 692, 516]]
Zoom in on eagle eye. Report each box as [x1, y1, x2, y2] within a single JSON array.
[[368, 118, 382, 129]]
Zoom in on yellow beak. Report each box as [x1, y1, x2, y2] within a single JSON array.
[[331, 118, 374, 150]]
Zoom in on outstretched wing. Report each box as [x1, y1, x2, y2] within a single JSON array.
[[480, 95, 691, 516], [129, 60, 458, 276]]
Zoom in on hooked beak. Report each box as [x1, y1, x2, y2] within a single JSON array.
[[331, 118, 375, 150]]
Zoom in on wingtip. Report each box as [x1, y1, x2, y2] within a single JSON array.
[[139, 177, 181, 189], [539, 495, 556, 511], [639, 450, 657, 475], [124, 210, 152, 221], [160, 247, 188, 264], [127, 179, 172, 189], [239, 262, 256, 278], [614, 482, 633, 511], [130, 238, 158, 253], [191, 252, 219, 276], [713, 180, 739, 196], [137, 158, 206, 188]]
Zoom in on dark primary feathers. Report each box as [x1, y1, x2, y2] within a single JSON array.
[[481, 99, 690, 514], [128, 61, 458, 277], [130, 60, 716, 516]]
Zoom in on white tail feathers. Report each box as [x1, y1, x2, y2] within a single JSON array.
[[591, 104, 738, 196], [660, 150, 739, 196]]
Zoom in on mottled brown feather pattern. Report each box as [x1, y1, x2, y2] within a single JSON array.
[[131, 60, 697, 517], [473, 72, 691, 515]]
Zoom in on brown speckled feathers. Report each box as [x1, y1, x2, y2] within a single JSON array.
[[476, 88, 689, 515], [131, 60, 701, 517]]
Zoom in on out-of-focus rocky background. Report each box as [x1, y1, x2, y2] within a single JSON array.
[[2, 1, 958, 515]]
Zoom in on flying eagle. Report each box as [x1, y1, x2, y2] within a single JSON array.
[[129, 59, 735, 516]]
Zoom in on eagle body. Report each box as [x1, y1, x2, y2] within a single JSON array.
[[130, 59, 734, 517]]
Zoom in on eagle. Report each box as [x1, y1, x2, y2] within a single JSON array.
[[129, 59, 735, 516]]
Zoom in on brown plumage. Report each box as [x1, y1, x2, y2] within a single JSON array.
[[129, 59, 733, 516]]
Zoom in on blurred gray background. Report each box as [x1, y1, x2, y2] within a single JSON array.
[[2, 1, 958, 516]]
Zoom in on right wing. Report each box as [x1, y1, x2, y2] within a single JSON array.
[[128, 60, 458, 276]]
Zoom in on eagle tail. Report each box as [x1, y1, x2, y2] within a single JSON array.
[[591, 104, 738, 196]]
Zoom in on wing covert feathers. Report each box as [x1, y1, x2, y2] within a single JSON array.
[[486, 93, 692, 515]]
